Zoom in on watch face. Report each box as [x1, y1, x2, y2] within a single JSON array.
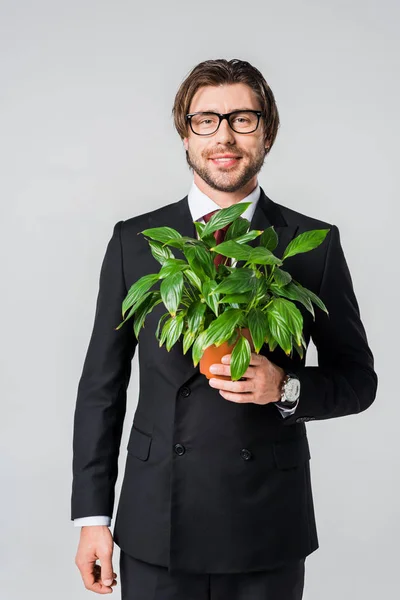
[[284, 376, 300, 401]]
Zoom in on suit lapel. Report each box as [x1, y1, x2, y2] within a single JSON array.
[[157, 187, 299, 387], [238, 186, 299, 263]]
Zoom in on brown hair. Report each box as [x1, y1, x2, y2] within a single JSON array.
[[172, 58, 280, 153]]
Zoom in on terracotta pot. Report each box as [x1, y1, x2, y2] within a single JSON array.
[[199, 327, 255, 380]]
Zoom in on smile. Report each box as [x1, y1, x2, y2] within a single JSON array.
[[210, 157, 241, 167]]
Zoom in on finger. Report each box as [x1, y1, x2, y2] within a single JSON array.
[[209, 378, 253, 394], [80, 560, 113, 594], [209, 363, 231, 377], [219, 389, 255, 403], [99, 554, 115, 587], [94, 564, 118, 587], [210, 361, 257, 379], [248, 352, 266, 365]]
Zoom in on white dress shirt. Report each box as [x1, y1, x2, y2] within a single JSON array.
[[74, 180, 298, 527]]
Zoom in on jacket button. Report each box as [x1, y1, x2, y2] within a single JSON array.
[[174, 443, 186, 456], [240, 448, 252, 461], [179, 386, 191, 397]]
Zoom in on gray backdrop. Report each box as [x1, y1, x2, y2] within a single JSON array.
[[1, 0, 397, 598]]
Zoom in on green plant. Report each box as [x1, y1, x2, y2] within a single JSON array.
[[116, 202, 330, 380]]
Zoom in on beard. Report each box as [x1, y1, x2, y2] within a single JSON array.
[[185, 144, 267, 193]]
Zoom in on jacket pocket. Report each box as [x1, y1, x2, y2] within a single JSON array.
[[127, 424, 152, 461], [273, 434, 311, 470]]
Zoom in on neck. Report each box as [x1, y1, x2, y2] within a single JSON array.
[[193, 173, 258, 208]]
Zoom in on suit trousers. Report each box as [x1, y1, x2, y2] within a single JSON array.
[[119, 550, 306, 600]]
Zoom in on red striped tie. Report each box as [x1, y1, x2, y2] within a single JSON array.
[[202, 209, 231, 267]]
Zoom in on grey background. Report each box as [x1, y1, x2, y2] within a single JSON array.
[[0, 1, 397, 598]]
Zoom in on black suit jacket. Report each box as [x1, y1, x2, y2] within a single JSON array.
[[71, 187, 378, 574]]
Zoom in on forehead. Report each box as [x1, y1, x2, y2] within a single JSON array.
[[189, 83, 260, 113]]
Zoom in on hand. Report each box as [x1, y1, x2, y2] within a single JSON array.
[[75, 525, 117, 594], [208, 352, 286, 405]]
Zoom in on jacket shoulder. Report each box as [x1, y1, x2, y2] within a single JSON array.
[[121, 197, 184, 234], [275, 200, 334, 230]]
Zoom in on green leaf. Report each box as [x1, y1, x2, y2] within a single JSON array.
[[253, 276, 269, 303], [234, 230, 263, 244], [247, 247, 282, 265], [259, 226, 278, 251], [273, 268, 292, 287], [122, 273, 159, 317], [210, 240, 252, 261], [230, 335, 252, 381], [267, 297, 303, 352], [268, 336, 278, 352], [202, 280, 220, 315], [160, 271, 184, 316], [116, 292, 150, 330], [141, 226, 183, 244], [203, 308, 244, 348], [162, 236, 198, 251], [159, 315, 174, 346], [282, 229, 330, 260], [212, 269, 257, 294], [292, 334, 305, 360], [183, 268, 202, 291], [194, 221, 205, 238], [165, 313, 185, 351], [187, 299, 207, 333], [182, 328, 197, 354], [192, 329, 210, 366], [148, 240, 175, 264], [293, 279, 329, 315], [202, 202, 252, 237], [270, 281, 314, 318], [158, 258, 188, 279], [247, 308, 269, 353], [225, 217, 250, 241], [133, 292, 163, 339], [267, 310, 292, 355], [155, 311, 171, 341], [218, 292, 252, 304], [184, 242, 216, 280]]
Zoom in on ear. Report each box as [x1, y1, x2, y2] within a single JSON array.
[[183, 137, 189, 151]]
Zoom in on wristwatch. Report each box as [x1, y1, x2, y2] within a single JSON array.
[[278, 372, 301, 406]]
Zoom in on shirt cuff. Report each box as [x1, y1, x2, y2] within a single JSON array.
[[274, 397, 299, 418], [73, 516, 112, 527]]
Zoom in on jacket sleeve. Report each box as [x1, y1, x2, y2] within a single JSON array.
[[71, 220, 138, 519], [282, 224, 378, 425]]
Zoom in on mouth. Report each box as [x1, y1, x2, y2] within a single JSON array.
[[209, 155, 242, 167]]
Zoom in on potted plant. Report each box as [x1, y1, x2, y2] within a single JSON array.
[[116, 202, 330, 381]]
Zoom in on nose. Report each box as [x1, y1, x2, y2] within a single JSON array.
[[214, 117, 236, 144]]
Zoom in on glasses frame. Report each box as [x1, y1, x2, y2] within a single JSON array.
[[185, 110, 264, 136]]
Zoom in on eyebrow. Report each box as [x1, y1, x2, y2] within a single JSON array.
[[194, 107, 257, 113]]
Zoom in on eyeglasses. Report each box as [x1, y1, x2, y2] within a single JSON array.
[[185, 110, 264, 136]]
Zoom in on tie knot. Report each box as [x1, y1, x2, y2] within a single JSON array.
[[200, 209, 231, 267], [201, 209, 230, 233], [202, 209, 218, 224]]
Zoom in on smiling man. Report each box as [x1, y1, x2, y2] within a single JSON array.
[[72, 59, 377, 599]]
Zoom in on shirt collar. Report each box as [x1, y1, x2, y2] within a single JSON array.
[[187, 179, 261, 224]]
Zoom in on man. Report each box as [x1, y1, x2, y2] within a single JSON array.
[[72, 59, 378, 599]]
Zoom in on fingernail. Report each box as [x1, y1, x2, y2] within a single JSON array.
[[104, 579, 113, 586], [209, 366, 217, 373]]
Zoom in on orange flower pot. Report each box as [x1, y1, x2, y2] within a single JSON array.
[[199, 327, 255, 380]]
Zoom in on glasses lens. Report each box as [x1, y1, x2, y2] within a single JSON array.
[[229, 111, 259, 133], [190, 112, 220, 135], [189, 111, 260, 135]]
